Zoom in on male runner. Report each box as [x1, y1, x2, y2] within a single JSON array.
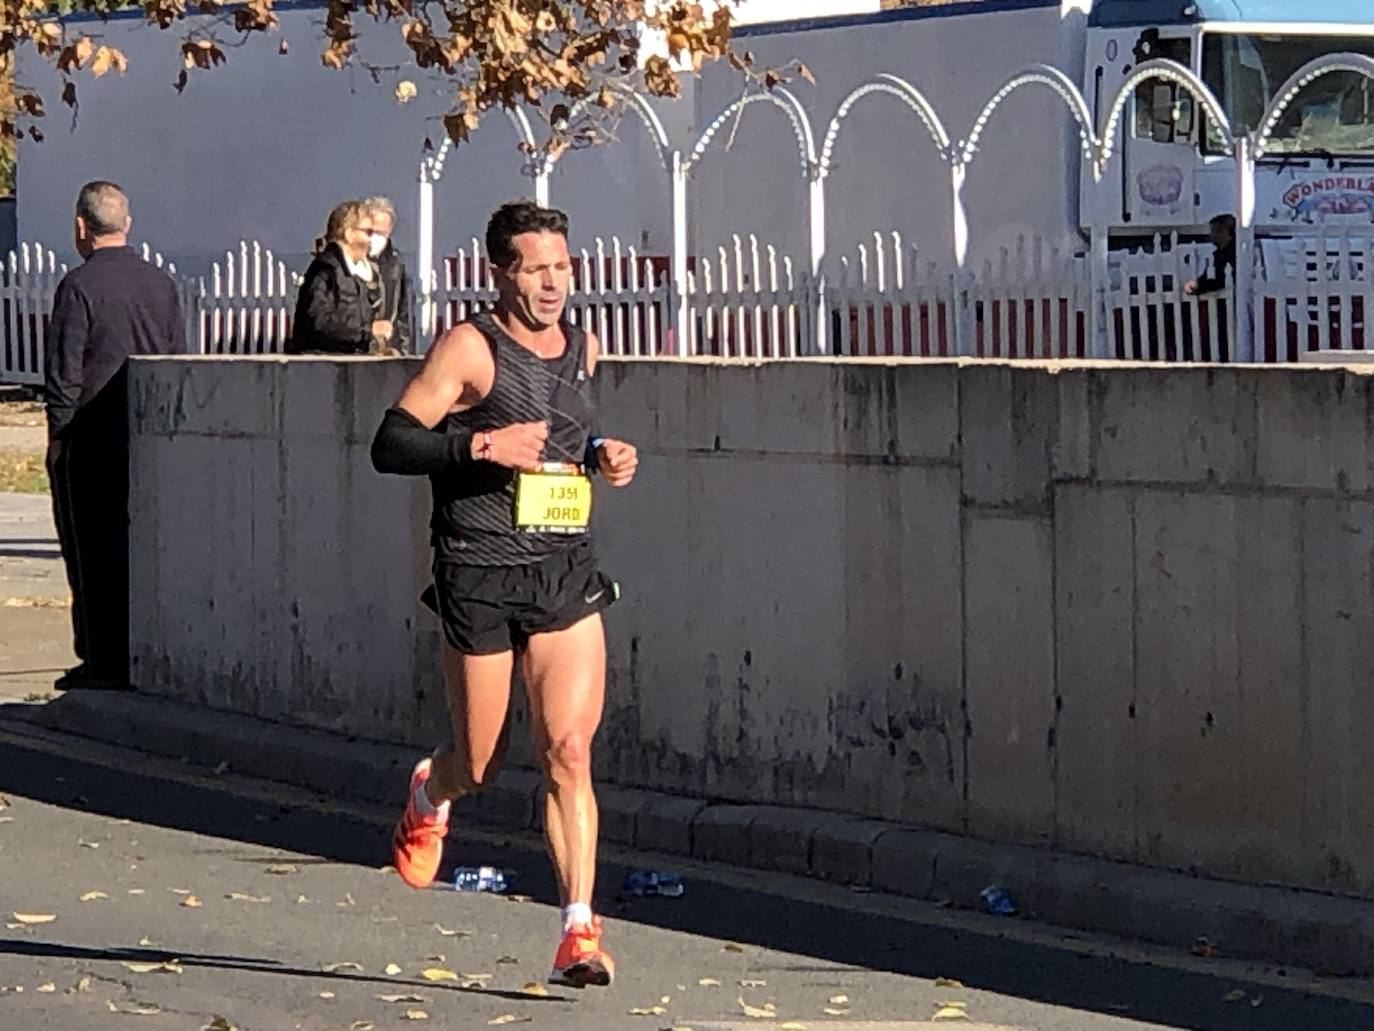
[[370, 200, 637, 988]]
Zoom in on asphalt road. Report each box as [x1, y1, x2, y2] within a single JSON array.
[[2, 715, 1374, 1031]]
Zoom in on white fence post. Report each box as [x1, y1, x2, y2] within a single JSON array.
[[670, 150, 690, 357], [1233, 134, 1258, 363]]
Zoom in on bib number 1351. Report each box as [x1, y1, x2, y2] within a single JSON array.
[[514, 469, 592, 533]]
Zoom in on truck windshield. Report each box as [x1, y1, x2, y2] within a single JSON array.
[[1202, 34, 1374, 156]]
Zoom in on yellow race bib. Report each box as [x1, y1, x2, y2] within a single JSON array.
[[514, 464, 592, 533]]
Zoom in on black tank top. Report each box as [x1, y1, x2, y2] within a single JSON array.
[[430, 313, 597, 566]]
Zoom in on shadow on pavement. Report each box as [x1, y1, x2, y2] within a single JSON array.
[[0, 938, 575, 1005], [0, 703, 1371, 1031]]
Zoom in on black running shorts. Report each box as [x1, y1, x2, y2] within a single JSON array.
[[423, 540, 619, 655]]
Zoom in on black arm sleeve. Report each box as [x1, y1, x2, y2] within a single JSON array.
[[371, 407, 472, 476]]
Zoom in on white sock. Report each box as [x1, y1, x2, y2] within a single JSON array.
[[412, 782, 450, 823], [562, 902, 593, 932]]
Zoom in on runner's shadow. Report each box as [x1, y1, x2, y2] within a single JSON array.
[[0, 939, 574, 1004]]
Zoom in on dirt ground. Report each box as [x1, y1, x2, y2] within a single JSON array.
[[0, 399, 48, 494]]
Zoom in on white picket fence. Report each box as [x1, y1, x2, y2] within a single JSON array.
[[0, 241, 300, 386], [4, 231, 1374, 386]]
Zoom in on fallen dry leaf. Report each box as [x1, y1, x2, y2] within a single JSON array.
[[79, 891, 109, 903], [426, 954, 446, 963], [779, 1023, 808, 1031], [377, 994, 427, 1004], [933, 1003, 970, 1022], [203, 1019, 239, 1031], [0, 817, 13, 824], [435, 924, 473, 937], [1251, 996, 1264, 1008], [496, 956, 519, 965], [267, 864, 298, 875], [403, 1011, 429, 1021], [349, 1023, 375, 1031], [740, 978, 766, 988], [5, 596, 70, 608], [77, 839, 99, 849], [823, 1007, 851, 1016], [224, 893, 270, 904], [1224, 989, 1247, 1002], [128, 889, 146, 896], [723, 942, 746, 953], [181, 895, 202, 908], [137, 936, 156, 947], [522, 982, 549, 997], [421, 967, 459, 983], [10, 913, 56, 925], [122, 960, 181, 974], [36, 983, 56, 993], [319, 991, 336, 1000], [295, 895, 310, 904], [213, 761, 230, 775], [106, 1001, 162, 1015], [506, 894, 534, 903], [378, 865, 397, 875], [337, 893, 356, 907], [935, 978, 964, 989], [629, 1005, 668, 1016], [487, 1017, 530, 1026], [739, 996, 777, 1018], [828, 994, 850, 1005], [385, 963, 403, 976], [698, 977, 722, 987], [322, 961, 364, 974], [70, 976, 92, 993], [168, 888, 192, 896]]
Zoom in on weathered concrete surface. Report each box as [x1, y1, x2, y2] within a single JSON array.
[[128, 355, 1374, 902]]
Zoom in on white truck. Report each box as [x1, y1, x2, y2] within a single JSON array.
[[686, 0, 1374, 269]]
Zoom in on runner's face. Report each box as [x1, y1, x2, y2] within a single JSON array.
[[502, 231, 571, 328]]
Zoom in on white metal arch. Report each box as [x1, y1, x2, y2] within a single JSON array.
[[1257, 53, 1374, 157], [547, 84, 674, 175], [425, 106, 540, 185], [818, 73, 953, 175], [685, 87, 818, 177], [958, 64, 1098, 169], [1097, 59, 1233, 165]]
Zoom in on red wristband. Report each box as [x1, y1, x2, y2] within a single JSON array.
[[478, 431, 493, 461]]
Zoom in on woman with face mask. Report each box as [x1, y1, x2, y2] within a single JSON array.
[[287, 200, 395, 354], [364, 196, 413, 355]]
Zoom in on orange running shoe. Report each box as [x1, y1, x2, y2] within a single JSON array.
[[549, 916, 615, 988], [392, 758, 448, 889]]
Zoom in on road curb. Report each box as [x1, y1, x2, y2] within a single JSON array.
[[16, 689, 1374, 974]]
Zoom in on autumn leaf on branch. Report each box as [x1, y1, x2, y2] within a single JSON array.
[[0, 0, 807, 167]]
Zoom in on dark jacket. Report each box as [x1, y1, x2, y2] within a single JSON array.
[[288, 244, 378, 355], [45, 245, 184, 440], [375, 242, 414, 354], [1195, 239, 1236, 295]]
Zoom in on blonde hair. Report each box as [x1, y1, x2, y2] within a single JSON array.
[[324, 200, 368, 244]]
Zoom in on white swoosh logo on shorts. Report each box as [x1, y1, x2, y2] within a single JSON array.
[[584, 588, 605, 604]]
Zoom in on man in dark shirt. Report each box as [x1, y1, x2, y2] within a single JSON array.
[[1185, 214, 1237, 296], [45, 181, 185, 689]]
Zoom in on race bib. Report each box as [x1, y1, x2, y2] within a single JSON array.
[[514, 464, 592, 533]]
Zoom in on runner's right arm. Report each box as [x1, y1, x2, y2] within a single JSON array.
[[370, 323, 546, 475]]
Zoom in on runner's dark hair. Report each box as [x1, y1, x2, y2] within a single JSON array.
[[487, 200, 570, 270]]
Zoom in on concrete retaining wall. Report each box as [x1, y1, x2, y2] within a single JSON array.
[[128, 355, 1374, 900]]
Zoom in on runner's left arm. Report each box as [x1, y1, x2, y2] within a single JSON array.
[[583, 331, 639, 488]]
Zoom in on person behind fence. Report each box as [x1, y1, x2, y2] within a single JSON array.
[[287, 200, 394, 354], [1184, 214, 1237, 296], [364, 196, 413, 354], [45, 181, 186, 691]]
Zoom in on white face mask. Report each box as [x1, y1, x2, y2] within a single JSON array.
[[368, 233, 388, 258]]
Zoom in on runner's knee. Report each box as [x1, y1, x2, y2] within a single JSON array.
[[542, 733, 593, 787]]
